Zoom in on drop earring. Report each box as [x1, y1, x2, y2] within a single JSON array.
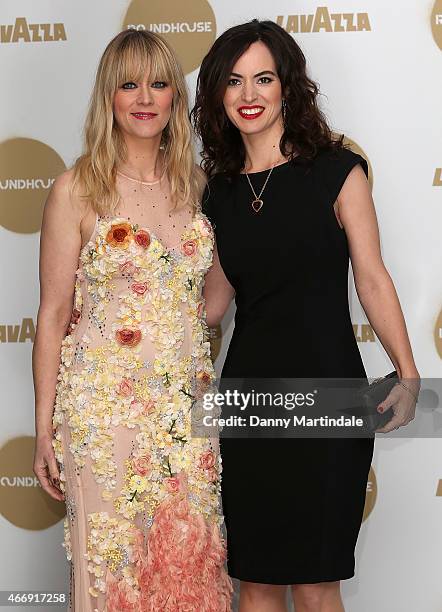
[[281, 99, 287, 123]]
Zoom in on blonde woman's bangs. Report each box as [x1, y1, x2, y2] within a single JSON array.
[[113, 34, 176, 91]]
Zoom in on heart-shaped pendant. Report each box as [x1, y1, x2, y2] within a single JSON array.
[[251, 199, 263, 213]]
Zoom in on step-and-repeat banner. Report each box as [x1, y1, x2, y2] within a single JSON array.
[[1, 1, 441, 610]]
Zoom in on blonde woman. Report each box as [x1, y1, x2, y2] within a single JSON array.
[[32, 29, 232, 611]]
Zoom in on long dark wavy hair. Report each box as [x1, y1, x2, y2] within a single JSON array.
[[191, 19, 344, 177]]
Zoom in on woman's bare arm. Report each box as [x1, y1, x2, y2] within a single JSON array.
[[337, 164, 419, 380], [32, 169, 85, 500], [203, 241, 235, 328], [336, 164, 420, 433]]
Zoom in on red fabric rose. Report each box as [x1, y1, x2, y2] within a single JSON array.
[[134, 229, 151, 249], [117, 378, 133, 397], [131, 281, 149, 295], [132, 454, 151, 477], [199, 450, 216, 470], [181, 239, 197, 256], [115, 328, 142, 347], [164, 477, 180, 493]]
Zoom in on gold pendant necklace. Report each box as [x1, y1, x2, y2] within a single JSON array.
[[245, 157, 285, 213], [245, 166, 274, 213]]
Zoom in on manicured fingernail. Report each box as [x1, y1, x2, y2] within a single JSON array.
[[378, 406, 384, 413]]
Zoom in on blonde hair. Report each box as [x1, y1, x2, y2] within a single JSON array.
[[70, 29, 202, 214]]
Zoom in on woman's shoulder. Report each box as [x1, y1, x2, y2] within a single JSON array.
[[308, 145, 370, 204], [51, 168, 86, 203], [46, 168, 90, 225], [313, 145, 369, 178], [51, 167, 75, 196]]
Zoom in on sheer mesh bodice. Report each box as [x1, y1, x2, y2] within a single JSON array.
[[71, 174, 202, 370], [113, 171, 194, 250], [52, 172, 232, 611]]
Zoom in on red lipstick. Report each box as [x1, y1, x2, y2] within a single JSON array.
[[237, 105, 265, 120], [131, 112, 157, 120]]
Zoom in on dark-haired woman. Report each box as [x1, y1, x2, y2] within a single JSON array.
[[192, 19, 419, 612]]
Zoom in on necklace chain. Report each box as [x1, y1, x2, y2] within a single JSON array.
[[245, 166, 274, 202], [245, 157, 285, 213], [117, 165, 164, 185], [116, 170, 162, 186]]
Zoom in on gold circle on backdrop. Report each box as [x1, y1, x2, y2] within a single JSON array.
[[362, 465, 377, 521], [0, 436, 65, 530], [209, 324, 222, 362], [0, 138, 66, 234], [123, 0, 217, 75], [434, 308, 442, 358], [432, 0, 442, 50]]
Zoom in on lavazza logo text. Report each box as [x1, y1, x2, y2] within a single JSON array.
[[128, 21, 212, 34], [0, 17, 66, 43], [0, 319, 35, 343], [277, 6, 371, 33], [353, 324, 375, 343]]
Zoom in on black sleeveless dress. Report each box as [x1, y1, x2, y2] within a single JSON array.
[[202, 147, 375, 585]]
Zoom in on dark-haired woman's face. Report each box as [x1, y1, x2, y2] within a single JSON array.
[[223, 41, 283, 139]]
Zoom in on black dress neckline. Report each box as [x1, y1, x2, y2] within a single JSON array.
[[239, 156, 304, 177]]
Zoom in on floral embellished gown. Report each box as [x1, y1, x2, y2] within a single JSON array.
[[51, 172, 232, 611]]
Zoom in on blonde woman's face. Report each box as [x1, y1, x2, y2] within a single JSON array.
[[113, 70, 173, 142]]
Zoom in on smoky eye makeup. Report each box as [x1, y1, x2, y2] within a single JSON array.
[[226, 70, 277, 87]]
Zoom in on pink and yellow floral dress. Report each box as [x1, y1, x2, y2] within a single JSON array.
[[51, 173, 232, 611]]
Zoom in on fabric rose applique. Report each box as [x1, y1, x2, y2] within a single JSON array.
[[115, 328, 142, 347], [106, 222, 132, 248], [134, 229, 151, 249], [181, 239, 197, 257]]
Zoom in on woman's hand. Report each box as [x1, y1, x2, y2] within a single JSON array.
[[375, 380, 419, 434], [33, 435, 64, 502]]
